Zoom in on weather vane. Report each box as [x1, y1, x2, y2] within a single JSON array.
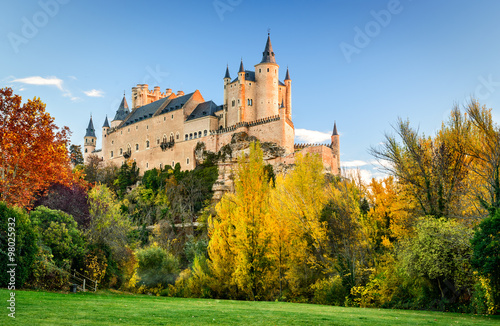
[[268, 28, 271, 36]]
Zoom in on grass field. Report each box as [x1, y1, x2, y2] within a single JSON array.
[[1, 289, 499, 325]]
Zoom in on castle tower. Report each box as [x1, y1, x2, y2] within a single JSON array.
[[111, 93, 130, 128], [222, 65, 231, 128], [237, 59, 246, 122], [102, 115, 110, 159], [331, 122, 340, 173], [84, 115, 96, 163], [284, 67, 292, 119], [254, 34, 279, 120]]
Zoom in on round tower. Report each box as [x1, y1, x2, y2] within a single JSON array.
[[84, 115, 96, 164], [284, 67, 292, 119], [254, 33, 279, 120], [331, 122, 340, 174], [222, 65, 231, 128], [237, 59, 246, 122], [102, 115, 110, 159]]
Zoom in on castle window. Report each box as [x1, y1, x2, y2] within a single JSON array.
[[267, 68, 269, 72], [85, 148, 88, 153], [204, 130, 207, 136], [136, 126, 138, 130], [238, 99, 240, 104], [247, 99, 253, 106], [112, 141, 114, 145], [198, 131, 202, 138], [185, 134, 188, 141], [135, 144, 139, 151], [194, 133, 197, 139], [176, 132, 179, 140], [120, 148, 123, 155], [111, 151, 114, 158], [160, 163, 162, 169], [146, 140, 150, 148], [128, 128, 130, 132], [147, 125, 149, 130], [259, 69, 261, 73], [172, 161, 175, 167], [164, 117, 166, 121], [171, 114, 174, 119], [146, 162, 149, 169], [232, 100, 235, 107], [121, 131, 123, 135], [186, 158, 190, 165], [91, 139, 94, 143], [190, 133, 193, 140], [157, 138, 160, 145]]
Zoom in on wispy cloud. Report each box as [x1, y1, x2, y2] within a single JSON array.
[[295, 129, 331, 143], [84, 89, 105, 97], [12, 76, 64, 90], [342, 160, 368, 168], [11, 75, 80, 102]]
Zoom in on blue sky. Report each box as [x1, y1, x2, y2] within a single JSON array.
[[2, 0, 500, 180]]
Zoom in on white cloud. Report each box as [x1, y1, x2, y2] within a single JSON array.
[[344, 168, 387, 184], [295, 129, 331, 144], [84, 89, 105, 97], [12, 76, 64, 91], [341, 160, 368, 168]]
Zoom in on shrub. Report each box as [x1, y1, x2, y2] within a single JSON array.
[[311, 276, 348, 306], [136, 244, 180, 289], [0, 202, 38, 288]]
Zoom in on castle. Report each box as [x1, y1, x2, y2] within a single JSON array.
[[84, 35, 340, 175]]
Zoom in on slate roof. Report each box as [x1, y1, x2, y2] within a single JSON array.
[[261, 35, 276, 64], [285, 67, 291, 81], [231, 70, 256, 83], [158, 92, 196, 115], [123, 97, 169, 126], [239, 60, 245, 73], [186, 101, 222, 121], [332, 122, 338, 136], [224, 65, 231, 79], [85, 116, 96, 137], [103, 115, 110, 128], [113, 96, 130, 121]]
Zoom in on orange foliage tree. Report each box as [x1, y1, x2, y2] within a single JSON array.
[[0, 87, 73, 208]]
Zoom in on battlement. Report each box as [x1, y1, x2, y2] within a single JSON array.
[[294, 143, 332, 150]]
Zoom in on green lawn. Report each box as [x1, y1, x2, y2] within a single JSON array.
[[1, 289, 499, 325]]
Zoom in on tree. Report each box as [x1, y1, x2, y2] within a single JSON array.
[[208, 142, 273, 300], [33, 183, 91, 228], [69, 144, 84, 166], [370, 109, 472, 219], [0, 87, 74, 208], [0, 202, 38, 288], [30, 206, 86, 269], [471, 209, 500, 312], [399, 217, 474, 303]]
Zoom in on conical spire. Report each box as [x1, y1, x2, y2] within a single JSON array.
[[224, 65, 231, 79], [85, 116, 96, 138], [285, 67, 291, 80], [332, 121, 338, 136], [103, 115, 110, 128], [260, 33, 276, 64], [113, 94, 130, 121], [238, 59, 245, 73]]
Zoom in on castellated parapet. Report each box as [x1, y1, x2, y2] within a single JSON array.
[[84, 35, 340, 177]]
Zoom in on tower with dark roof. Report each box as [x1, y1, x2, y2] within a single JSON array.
[[84, 115, 96, 163], [284, 67, 292, 119], [254, 33, 280, 120], [331, 121, 340, 173], [111, 94, 130, 128]]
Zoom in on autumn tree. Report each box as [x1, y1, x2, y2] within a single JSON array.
[[69, 144, 84, 166], [208, 142, 273, 300], [0, 87, 73, 208], [370, 108, 472, 219]]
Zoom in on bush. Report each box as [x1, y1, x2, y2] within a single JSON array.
[[311, 276, 348, 306], [136, 244, 180, 289], [25, 246, 69, 290], [0, 202, 38, 288]]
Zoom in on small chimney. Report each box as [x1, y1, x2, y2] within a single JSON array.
[[177, 90, 185, 96], [165, 88, 172, 96]]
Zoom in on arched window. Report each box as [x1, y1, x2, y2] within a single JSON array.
[[135, 144, 139, 151], [146, 140, 150, 148], [204, 130, 207, 136], [120, 148, 123, 155], [198, 131, 202, 138], [186, 158, 190, 165], [190, 133, 193, 140], [185, 134, 188, 141], [176, 132, 180, 140], [170, 132, 174, 142]]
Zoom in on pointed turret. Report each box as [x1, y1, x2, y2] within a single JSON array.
[[332, 121, 338, 136], [102, 115, 110, 128], [85, 116, 96, 138], [84, 115, 97, 164], [238, 59, 245, 73], [285, 67, 291, 81], [111, 94, 130, 128], [261, 33, 276, 63], [224, 65, 231, 79]]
